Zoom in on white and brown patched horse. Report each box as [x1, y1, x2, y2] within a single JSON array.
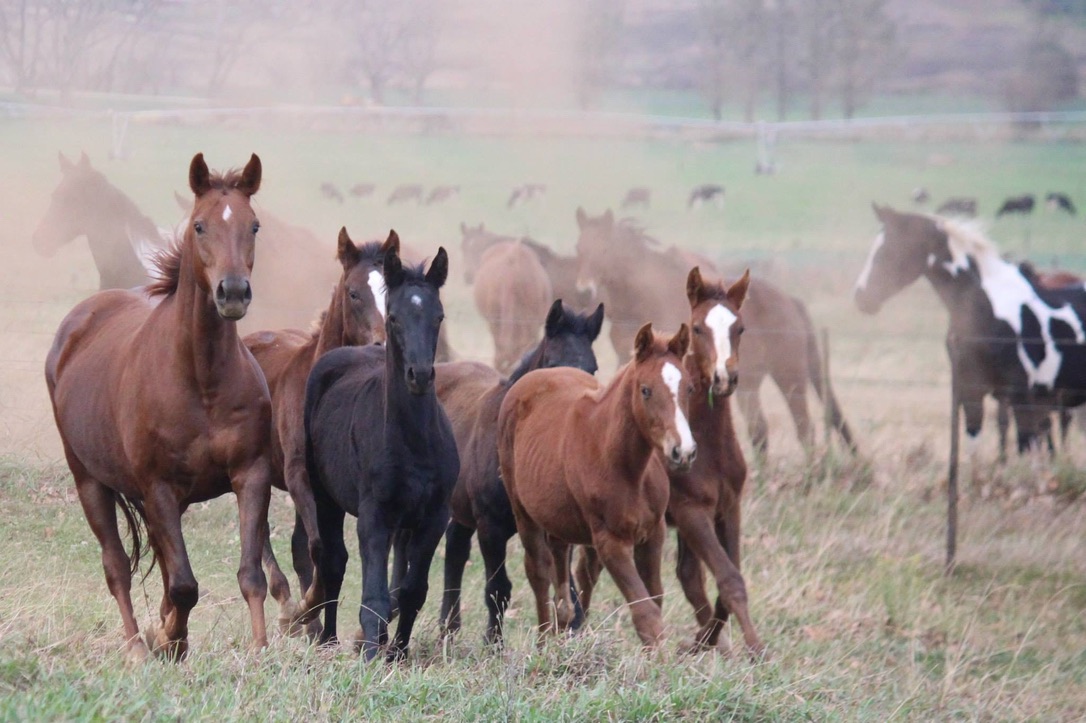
[[855, 204, 1086, 454]]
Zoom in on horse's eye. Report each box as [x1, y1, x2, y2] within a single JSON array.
[[687, 384, 695, 395], [737, 326, 745, 336], [193, 221, 205, 234], [693, 325, 703, 335], [252, 221, 260, 234], [641, 385, 651, 399], [348, 289, 360, 301]]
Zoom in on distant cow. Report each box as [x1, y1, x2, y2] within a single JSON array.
[[507, 183, 547, 208], [996, 194, 1035, 217], [388, 184, 424, 205], [620, 187, 651, 209], [425, 185, 460, 205], [1046, 192, 1076, 216], [687, 184, 725, 209], [320, 182, 344, 204], [935, 196, 977, 217], [349, 183, 376, 199], [912, 187, 930, 204]]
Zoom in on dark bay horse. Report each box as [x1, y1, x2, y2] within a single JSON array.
[[576, 268, 765, 658], [243, 228, 394, 635], [436, 300, 605, 644], [498, 323, 695, 647], [472, 241, 554, 374], [574, 208, 855, 456], [33, 152, 164, 289], [304, 244, 459, 661], [855, 205, 1086, 453], [45, 153, 271, 661]]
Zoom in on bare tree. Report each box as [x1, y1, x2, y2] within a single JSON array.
[[696, 0, 729, 120], [795, 2, 837, 120], [573, 0, 625, 110], [831, 0, 896, 119], [0, 0, 47, 92], [696, 0, 769, 122]]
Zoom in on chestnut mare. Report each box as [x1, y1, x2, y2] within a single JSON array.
[[575, 208, 855, 456], [576, 268, 765, 658], [305, 245, 459, 661], [472, 241, 554, 373], [33, 152, 165, 289], [436, 300, 605, 644], [243, 228, 394, 635], [498, 323, 695, 646], [45, 153, 271, 661]]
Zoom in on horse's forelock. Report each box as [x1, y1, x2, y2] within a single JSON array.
[[933, 215, 999, 262]]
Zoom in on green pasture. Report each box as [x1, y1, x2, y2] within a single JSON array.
[[0, 116, 1084, 719]]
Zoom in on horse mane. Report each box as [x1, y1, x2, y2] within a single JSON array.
[[611, 218, 662, 252], [930, 214, 1001, 264], [146, 240, 183, 297], [506, 344, 542, 385]]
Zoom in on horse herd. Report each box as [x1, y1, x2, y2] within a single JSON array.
[[37, 152, 1083, 665]]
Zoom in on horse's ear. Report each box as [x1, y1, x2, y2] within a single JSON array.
[[726, 269, 751, 309], [426, 247, 449, 289], [174, 190, 193, 212], [78, 151, 90, 168], [189, 153, 211, 197], [336, 227, 361, 269], [634, 323, 655, 362], [58, 151, 74, 173], [668, 323, 691, 359], [686, 266, 705, 306], [381, 228, 400, 257], [576, 207, 588, 230], [872, 202, 892, 223], [237, 153, 262, 197], [383, 243, 404, 289], [588, 302, 605, 340], [544, 299, 564, 337], [602, 209, 614, 227]]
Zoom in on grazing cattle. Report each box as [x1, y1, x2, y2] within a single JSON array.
[[620, 187, 651, 209], [32, 152, 167, 290], [996, 194, 1035, 217], [855, 205, 1086, 455], [244, 229, 395, 637], [349, 183, 376, 199], [577, 268, 765, 658], [575, 208, 856, 455], [498, 323, 694, 646], [320, 182, 345, 204], [912, 187, 930, 204], [471, 241, 554, 374], [305, 244, 458, 661], [1045, 192, 1076, 216], [388, 184, 424, 205], [688, 184, 725, 209], [506, 183, 547, 208], [45, 153, 272, 661], [935, 197, 978, 217], [437, 300, 605, 644], [425, 185, 460, 205]]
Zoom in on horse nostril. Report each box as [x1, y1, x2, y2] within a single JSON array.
[[242, 281, 252, 303], [406, 367, 416, 383], [670, 447, 681, 462]]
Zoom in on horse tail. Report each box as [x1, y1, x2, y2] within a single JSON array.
[[794, 297, 858, 454], [115, 493, 155, 578]]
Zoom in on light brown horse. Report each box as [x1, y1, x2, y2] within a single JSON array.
[[472, 241, 553, 373], [575, 207, 855, 456], [243, 227, 394, 635], [498, 323, 695, 646], [45, 153, 271, 662], [576, 268, 765, 658]]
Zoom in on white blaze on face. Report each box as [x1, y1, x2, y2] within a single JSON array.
[[705, 304, 738, 378], [222, 204, 232, 222], [368, 269, 386, 319], [661, 362, 695, 454], [411, 294, 423, 307], [855, 231, 884, 291]]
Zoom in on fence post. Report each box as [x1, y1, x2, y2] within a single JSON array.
[[946, 333, 960, 574]]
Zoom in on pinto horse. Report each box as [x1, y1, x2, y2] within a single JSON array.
[[575, 208, 855, 456], [575, 268, 765, 658], [243, 228, 394, 635], [304, 244, 459, 661], [33, 152, 166, 289], [498, 323, 695, 646], [855, 205, 1086, 453], [45, 153, 271, 661], [436, 300, 605, 644]]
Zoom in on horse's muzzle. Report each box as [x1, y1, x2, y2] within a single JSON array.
[[405, 365, 436, 395], [712, 370, 739, 398], [666, 443, 697, 472], [853, 287, 882, 315], [215, 276, 252, 319]]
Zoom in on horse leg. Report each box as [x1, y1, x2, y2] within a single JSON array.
[[73, 473, 148, 663], [141, 485, 198, 661], [779, 377, 813, 450], [282, 453, 324, 630], [440, 520, 474, 637], [633, 518, 666, 611], [675, 532, 713, 632], [389, 512, 449, 661], [261, 530, 297, 636], [231, 458, 272, 651], [389, 530, 409, 621], [356, 507, 393, 662], [549, 538, 575, 630], [591, 530, 664, 647], [475, 520, 514, 645], [314, 490, 347, 646], [513, 508, 558, 641], [736, 386, 769, 458], [573, 545, 604, 617]]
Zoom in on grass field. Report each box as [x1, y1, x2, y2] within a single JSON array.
[[1, 115, 1085, 720]]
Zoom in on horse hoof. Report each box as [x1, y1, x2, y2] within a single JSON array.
[[146, 626, 187, 662], [125, 639, 150, 665]]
